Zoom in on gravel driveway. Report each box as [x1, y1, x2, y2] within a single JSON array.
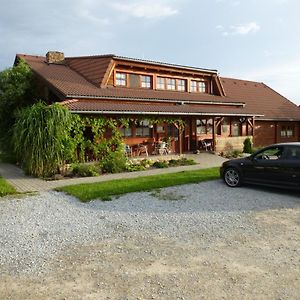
[[0, 180, 299, 299]]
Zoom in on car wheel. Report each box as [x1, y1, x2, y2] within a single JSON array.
[[223, 167, 242, 187]]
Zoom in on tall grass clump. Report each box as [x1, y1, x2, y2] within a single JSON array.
[[13, 102, 73, 177]]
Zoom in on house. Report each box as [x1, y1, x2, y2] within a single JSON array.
[[14, 51, 300, 154]]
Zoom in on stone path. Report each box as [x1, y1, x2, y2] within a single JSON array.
[[0, 153, 227, 193]]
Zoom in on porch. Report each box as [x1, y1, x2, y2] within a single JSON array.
[[121, 116, 255, 155]]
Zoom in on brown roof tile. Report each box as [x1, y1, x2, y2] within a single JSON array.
[[65, 56, 113, 86], [221, 77, 300, 120], [61, 99, 260, 117]]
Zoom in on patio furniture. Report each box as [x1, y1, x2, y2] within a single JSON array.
[[136, 144, 148, 156], [153, 142, 169, 155], [200, 139, 212, 151], [124, 144, 132, 156]]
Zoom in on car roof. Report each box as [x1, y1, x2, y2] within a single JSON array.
[[272, 142, 300, 147]]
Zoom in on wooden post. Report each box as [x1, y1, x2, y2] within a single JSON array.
[[212, 117, 216, 152]]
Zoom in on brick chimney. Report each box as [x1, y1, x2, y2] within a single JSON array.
[[46, 51, 65, 64]]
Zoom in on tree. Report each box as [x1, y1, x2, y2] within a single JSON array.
[[0, 59, 37, 153]]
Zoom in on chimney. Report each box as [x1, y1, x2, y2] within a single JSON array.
[[46, 51, 65, 64]]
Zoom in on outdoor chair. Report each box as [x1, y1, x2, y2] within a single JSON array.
[[124, 144, 132, 156], [154, 142, 169, 155], [200, 139, 212, 151]]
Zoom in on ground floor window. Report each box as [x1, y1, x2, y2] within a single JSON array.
[[196, 118, 213, 135], [119, 127, 133, 137], [280, 125, 294, 137], [136, 120, 151, 137], [231, 118, 241, 137]]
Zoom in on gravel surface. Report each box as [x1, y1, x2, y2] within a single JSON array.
[[0, 180, 299, 299]]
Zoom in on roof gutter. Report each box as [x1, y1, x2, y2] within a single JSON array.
[[68, 110, 263, 117], [66, 94, 246, 107]]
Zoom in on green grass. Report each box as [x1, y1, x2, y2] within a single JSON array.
[[57, 167, 219, 202], [0, 176, 17, 197]]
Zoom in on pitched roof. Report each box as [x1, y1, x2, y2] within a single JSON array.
[[221, 77, 300, 120], [15, 53, 300, 121]]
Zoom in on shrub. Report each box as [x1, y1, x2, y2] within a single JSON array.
[[100, 150, 127, 173], [243, 138, 253, 153], [153, 161, 169, 168], [71, 163, 99, 177]]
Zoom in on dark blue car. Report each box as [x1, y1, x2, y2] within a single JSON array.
[[220, 142, 300, 189]]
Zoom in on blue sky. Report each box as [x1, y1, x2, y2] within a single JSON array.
[[1, 0, 300, 104]]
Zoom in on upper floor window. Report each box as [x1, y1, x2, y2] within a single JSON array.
[[116, 72, 127, 86], [167, 78, 176, 90], [190, 80, 207, 93], [177, 79, 186, 91], [190, 80, 197, 92], [156, 77, 165, 89], [198, 81, 206, 93], [141, 75, 151, 88]]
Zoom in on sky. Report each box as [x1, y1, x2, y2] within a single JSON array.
[[1, 0, 300, 104]]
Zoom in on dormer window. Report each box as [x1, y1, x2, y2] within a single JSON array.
[[156, 77, 165, 89], [167, 78, 176, 90], [190, 80, 207, 93], [177, 79, 186, 91], [141, 75, 151, 88], [116, 72, 126, 86]]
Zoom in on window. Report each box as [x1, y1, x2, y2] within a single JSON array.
[[232, 119, 241, 137], [190, 80, 207, 93], [255, 146, 283, 160], [156, 77, 165, 89], [281, 125, 294, 137], [119, 127, 132, 137], [167, 78, 176, 90], [177, 79, 186, 91], [141, 75, 151, 88], [198, 81, 206, 93], [116, 72, 127, 86], [136, 120, 150, 137], [191, 80, 197, 92], [196, 118, 213, 134]]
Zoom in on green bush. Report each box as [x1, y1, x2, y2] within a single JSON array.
[[153, 161, 169, 168], [71, 163, 99, 177], [243, 138, 253, 153], [100, 150, 127, 173]]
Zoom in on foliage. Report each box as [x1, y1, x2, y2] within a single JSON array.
[[13, 102, 73, 177], [0, 176, 17, 197], [57, 167, 220, 202], [243, 137, 253, 153], [168, 157, 196, 166], [99, 148, 128, 173], [71, 163, 100, 177], [153, 161, 169, 168], [0, 59, 37, 153]]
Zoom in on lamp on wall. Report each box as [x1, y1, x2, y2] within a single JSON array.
[[239, 117, 246, 123]]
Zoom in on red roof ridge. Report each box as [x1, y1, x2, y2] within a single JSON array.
[[221, 76, 264, 85]]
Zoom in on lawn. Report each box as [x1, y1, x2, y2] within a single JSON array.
[[0, 176, 17, 197], [57, 167, 220, 201]]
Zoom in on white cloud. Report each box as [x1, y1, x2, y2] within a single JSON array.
[[230, 22, 260, 35], [111, 0, 178, 19], [217, 22, 260, 36]]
